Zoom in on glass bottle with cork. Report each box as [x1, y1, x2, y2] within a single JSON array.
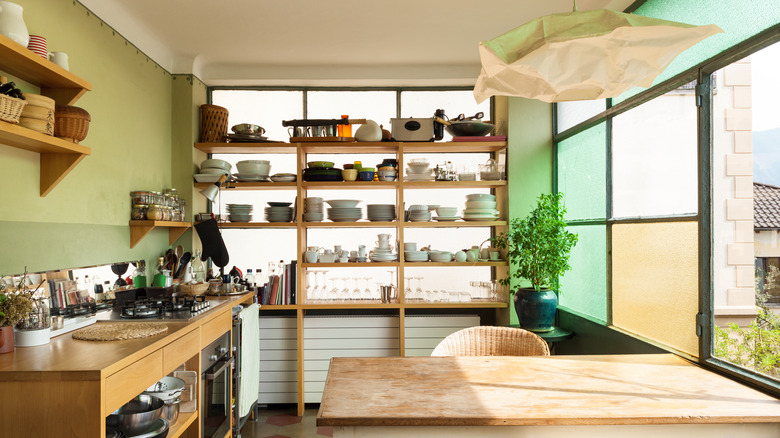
[[337, 115, 351, 138]]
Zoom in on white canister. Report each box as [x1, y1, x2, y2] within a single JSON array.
[[49, 51, 69, 70], [0, 1, 29, 47], [14, 328, 50, 347]]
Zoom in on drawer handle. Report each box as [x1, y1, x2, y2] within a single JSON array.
[[205, 356, 234, 380]]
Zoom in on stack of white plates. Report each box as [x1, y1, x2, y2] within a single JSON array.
[[366, 204, 396, 222], [234, 173, 269, 182], [270, 173, 296, 182], [408, 209, 431, 222], [406, 159, 434, 181], [404, 250, 429, 262], [226, 203, 253, 222], [370, 247, 398, 262], [428, 251, 453, 262], [327, 207, 363, 222], [463, 194, 499, 221], [265, 202, 293, 222], [304, 197, 324, 222]]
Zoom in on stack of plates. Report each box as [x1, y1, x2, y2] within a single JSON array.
[[327, 207, 363, 222], [366, 204, 396, 222], [405, 159, 434, 181], [265, 202, 293, 222], [463, 193, 499, 221], [304, 197, 324, 222], [408, 210, 431, 222], [226, 203, 253, 222], [270, 173, 296, 182], [234, 173, 269, 182], [370, 247, 398, 262], [404, 250, 429, 262]]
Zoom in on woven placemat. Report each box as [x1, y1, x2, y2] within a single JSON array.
[[72, 322, 168, 341]]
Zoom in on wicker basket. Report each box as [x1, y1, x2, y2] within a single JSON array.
[[0, 93, 27, 124], [54, 105, 91, 143], [179, 282, 209, 296], [200, 104, 228, 142]]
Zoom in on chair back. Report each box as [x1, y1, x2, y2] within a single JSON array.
[[430, 326, 550, 357]]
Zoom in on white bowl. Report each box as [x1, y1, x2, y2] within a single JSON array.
[[409, 204, 428, 211], [194, 173, 223, 183], [436, 207, 458, 216], [236, 161, 271, 175], [406, 167, 432, 175], [466, 193, 496, 202], [326, 199, 361, 208], [200, 168, 230, 175], [200, 159, 231, 171], [465, 200, 497, 209]]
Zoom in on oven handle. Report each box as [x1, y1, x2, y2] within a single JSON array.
[[205, 356, 234, 380]]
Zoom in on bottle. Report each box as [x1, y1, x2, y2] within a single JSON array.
[[245, 269, 255, 288], [338, 115, 351, 137], [93, 275, 103, 296], [133, 261, 147, 288], [83, 275, 92, 297], [153, 257, 166, 287], [256, 268, 264, 288], [192, 249, 206, 282]]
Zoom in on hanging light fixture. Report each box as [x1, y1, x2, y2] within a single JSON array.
[[473, 5, 723, 103]]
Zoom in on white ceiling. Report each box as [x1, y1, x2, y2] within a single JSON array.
[[79, 0, 635, 86]]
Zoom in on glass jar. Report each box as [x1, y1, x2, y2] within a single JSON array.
[[147, 204, 164, 221], [131, 204, 148, 220], [130, 191, 152, 205]]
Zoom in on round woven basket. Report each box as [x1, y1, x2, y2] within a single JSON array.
[[200, 104, 228, 142], [179, 282, 209, 296], [54, 105, 90, 143], [0, 94, 27, 124]]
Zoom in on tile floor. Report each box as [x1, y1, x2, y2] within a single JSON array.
[[237, 407, 332, 438]]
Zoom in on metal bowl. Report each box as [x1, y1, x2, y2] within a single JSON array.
[[143, 376, 186, 403], [445, 120, 495, 137], [232, 123, 265, 135], [106, 394, 165, 435]]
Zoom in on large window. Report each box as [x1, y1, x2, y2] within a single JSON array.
[[555, 1, 780, 394]]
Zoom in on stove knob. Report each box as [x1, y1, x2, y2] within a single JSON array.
[[209, 354, 218, 362], [217, 346, 228, 355]]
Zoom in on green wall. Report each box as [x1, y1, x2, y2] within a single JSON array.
[[0, 0, 184, 275]]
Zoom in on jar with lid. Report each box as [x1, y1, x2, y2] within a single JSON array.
[[147, 204, 164, 221], [131, 204, 148, 220], [130, 191, 152, 205]]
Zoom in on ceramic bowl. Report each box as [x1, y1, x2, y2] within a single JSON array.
[[308, 161, 335, 168], [436, 207, 458, 216], [465, 200, 497, 209], [236, 161, 270, 175], [342, 169, 358, 181], [200, 168, 230, 175], [200, 159, 231, 171], [409, 204, 428, 211], [326, 199, 361, 208], [358, 171, 374, 181], [466, 193, 496, 202]]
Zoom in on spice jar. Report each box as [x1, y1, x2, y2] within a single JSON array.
[[130, 191, 152, 205], [131, 204, 148, 220], [147, 204, 164, 221]]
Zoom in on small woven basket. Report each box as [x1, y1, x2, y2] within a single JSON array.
[[179, 282, 209, 296], [54, 105, 91, 143], [200, 104, 228, 142], [0, 94, 27, 124]]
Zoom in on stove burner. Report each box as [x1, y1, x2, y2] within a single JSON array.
[[118, 296, 211, 319]]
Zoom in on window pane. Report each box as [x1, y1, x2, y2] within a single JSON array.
[[556, 100, 606, 133], [558, 225, 607, 322], [557, 123, 606, 221], [612, 221, 699, 356], [612, 92, 698, 218], [307, 91, 396, 129], [712, 42, 780, 381], [211, 90, 303, 142], [614, 0, 780, 103], [401, 90, 491, 141]]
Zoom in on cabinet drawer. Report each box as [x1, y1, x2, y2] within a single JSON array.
[[201, 311, 231, 348], [104, 350, 163, 415], [163, 328, 199, 374]]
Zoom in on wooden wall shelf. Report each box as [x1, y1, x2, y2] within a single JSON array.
[[129, 220, 191, 248]]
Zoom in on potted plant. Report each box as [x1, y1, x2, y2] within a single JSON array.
[[491, 193, 578, 332], [0, 273, 35, 353]]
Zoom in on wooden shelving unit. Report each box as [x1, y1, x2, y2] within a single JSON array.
[[0, 33, 93, 196], [196, 139, 509, 415], [129, 220, 191, 248]]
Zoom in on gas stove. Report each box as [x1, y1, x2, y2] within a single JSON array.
[[96, 295, 223, 321]]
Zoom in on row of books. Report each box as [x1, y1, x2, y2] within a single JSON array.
[[48, 278, 87, 309], [258, 260, 297, 305]]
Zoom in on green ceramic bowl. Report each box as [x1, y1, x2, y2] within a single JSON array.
[[307, 161, 335, 168]]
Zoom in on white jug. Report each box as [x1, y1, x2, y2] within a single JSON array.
[[0, 1, 29, 47]]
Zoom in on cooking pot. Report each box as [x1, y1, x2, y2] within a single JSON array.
[[442, 112, 494, 137]]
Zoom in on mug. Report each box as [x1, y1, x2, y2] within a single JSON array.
[[48, 51, 69, 70], [305, 250, 319, 263], [489, 251, 501, 260], [27, 35, 47, 59], [288, 126, 309, 137], [377, 233, 391, 242], [379, 284, 397, 303]]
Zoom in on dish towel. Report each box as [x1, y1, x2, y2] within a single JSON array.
[[238, 303, 260, 418]]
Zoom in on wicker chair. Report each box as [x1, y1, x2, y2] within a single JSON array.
[[430, 326, 550, 357]]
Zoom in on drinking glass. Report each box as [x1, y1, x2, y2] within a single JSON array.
[[414, 276, 424, 301], [362, 277, 372, 300], [351, 277, 361, 299], [404, 277, 413, 301]]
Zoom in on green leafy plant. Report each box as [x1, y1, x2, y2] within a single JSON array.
[[491, 193, 578, 293], [714, 265, 780, 377], [0, 271, 35, 328]]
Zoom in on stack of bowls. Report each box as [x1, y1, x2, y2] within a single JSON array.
[[405, 158, 434, 181], [235, 160, 271, 181], [463, 194, 499, 221], [370, 246, 398, 262], [304, 197, 324, 222], [404, 249, 429, 262], [408, 204, 431, 222], [428, 250, 453, 262], [200, 159, 231, 177], [326, 199, 362, 222], [366, 204, 396, 222], [226, 203, 253, 222], [434, 206, 460, 221], [265, 202, 293, 222]]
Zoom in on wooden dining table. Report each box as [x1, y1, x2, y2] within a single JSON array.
[[317, 354, 780, 438]]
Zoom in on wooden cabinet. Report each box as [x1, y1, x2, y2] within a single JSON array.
[[0, 33, 93, 196], [196, 140, 509, 415]]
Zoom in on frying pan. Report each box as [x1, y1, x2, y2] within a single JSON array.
[[437, 112, 495, 137]]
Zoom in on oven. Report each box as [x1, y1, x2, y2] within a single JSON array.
[[201, 331, 233, 438]]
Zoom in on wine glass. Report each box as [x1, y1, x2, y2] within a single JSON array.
[[305, 270, 316, 302], [362, 276, 372, 300], [414, 276, 424, 301], [404, 277, 413, 302], [351, 277, 361, 299]]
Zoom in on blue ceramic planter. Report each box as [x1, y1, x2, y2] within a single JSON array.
[[514, 288, 558, 332]]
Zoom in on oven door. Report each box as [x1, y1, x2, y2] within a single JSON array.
[[201, 350, 233, 437]]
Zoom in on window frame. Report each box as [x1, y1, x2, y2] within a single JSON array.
[[554, 23, 780, 396]]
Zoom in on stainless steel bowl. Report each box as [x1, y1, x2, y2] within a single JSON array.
[[445, 120, 495, 137], [161, 399, 179, 423], [232, 123, 265, 135], [106, 394, 164, 435]]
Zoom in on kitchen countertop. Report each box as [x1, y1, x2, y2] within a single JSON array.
[[0, 293, 254, 380]]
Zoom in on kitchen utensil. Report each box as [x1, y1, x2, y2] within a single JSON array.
[[175, 251, 191, 279], [106, 394, 164, 435], [231, 123, 265, 135], [143, 376, 187, 402]]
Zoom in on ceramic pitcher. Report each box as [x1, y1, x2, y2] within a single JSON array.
[[0, 1, 29, 47]]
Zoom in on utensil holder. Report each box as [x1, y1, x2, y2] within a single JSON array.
[[200, 104, 228, 142]]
